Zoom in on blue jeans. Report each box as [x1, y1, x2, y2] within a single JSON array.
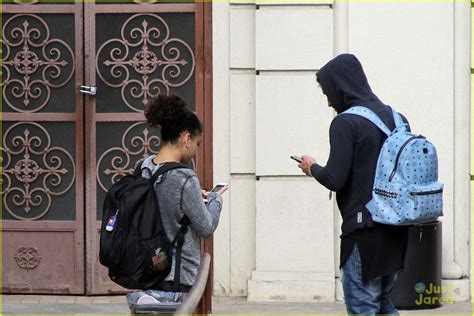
[[340, 244, 399, 315]]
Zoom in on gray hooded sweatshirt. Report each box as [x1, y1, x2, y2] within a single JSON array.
[[141, 155, 223, 286]]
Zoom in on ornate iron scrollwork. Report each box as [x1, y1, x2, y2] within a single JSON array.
[[96, 14, 195, 112], [1, 14, 75, 113], [96, 122, 161, 192], [1, 122, 76, 220], [14, 246, 42, 271]]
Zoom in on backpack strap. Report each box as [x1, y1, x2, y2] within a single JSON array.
[[391, 107, 409, 133], [133, 162, 145, 176], [172, 216, 190, 291], [391, 107, 404, 127], [342, 106, 392, 136], [151, 162, 187, 182], [146, 162, 188, 237], [150, 162, 191, 291]]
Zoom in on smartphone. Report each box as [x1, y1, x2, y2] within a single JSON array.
[[204, 183, 229, 204], [211, 183, 228, 192], [290, 155, 303, 163]]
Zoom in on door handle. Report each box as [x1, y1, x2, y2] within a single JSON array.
[[80, 85, 97, 96]]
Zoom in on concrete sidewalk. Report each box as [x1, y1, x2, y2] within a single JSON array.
[[213, 297, 472, 314], [1, 295, 472, 315]]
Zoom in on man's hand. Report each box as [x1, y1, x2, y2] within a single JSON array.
[[298, 155, 317, 176]]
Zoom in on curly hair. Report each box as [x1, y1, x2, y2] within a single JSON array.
[[144, 94, 202, 143]]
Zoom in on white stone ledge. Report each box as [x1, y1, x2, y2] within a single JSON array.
[[257, 70, 320, 74], [256, 176, 316, 182], [230, 174, 257, 178], [257, 3, 333, 9], [251, 271, 334, 281], [248, 271, 335, 302], [230, 69, 256, 74], [230, 3, 256, 8]]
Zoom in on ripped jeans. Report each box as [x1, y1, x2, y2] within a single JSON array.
[[340, 244, 399, 315]]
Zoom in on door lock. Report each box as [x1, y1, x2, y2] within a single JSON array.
[[80, 85, 97, 96]]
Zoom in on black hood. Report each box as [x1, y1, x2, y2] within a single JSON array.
[[316, 54, 382, 114]]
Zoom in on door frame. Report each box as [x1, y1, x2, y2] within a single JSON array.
[[83, 1, 214, 309]]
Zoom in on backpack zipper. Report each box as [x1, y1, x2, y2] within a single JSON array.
[[409, 189, 443, 196], [389, 135, 425, 182]]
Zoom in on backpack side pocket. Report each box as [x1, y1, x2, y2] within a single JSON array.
[[408, 182, 444, 221]]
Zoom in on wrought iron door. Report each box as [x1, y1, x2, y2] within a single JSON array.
[[84, 1, 213, 305], [1, 1, 85, 294], [2, 1, 213, 306]]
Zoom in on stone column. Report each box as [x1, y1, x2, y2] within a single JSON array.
[[247, 3, 337, 302]]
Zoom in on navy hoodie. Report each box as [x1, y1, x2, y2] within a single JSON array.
[[312, 54, 409, 281]]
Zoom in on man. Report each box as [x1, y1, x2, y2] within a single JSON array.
[[298, 54, 409, 315]]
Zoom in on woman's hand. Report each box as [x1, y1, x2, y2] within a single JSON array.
[[202, 185, 229, 199], [215, 185, 229, 195]]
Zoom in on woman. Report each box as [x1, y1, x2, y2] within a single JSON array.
[[141, 94, 227, 292]]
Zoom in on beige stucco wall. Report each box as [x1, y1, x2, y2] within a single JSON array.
[[212, 1, 471, 302]]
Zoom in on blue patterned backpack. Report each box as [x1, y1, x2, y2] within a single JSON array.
[[342, 106, 443, 225]]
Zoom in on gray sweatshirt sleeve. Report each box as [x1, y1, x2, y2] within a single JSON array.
[[180, 175, 223, 237]]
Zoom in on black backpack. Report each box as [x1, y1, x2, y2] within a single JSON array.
[[99, 162, 190, 290]]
